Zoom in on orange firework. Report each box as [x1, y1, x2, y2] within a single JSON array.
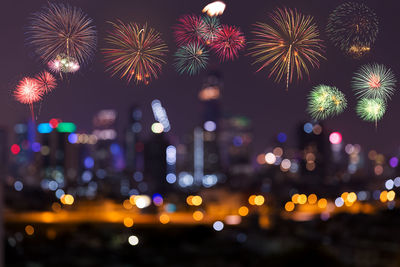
[[249, 8, 325, 90]]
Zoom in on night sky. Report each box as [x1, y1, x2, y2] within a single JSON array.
[[1, 0, 400, 155]]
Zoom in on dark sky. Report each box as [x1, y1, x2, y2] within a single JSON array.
[[1, 0, 400, 156]]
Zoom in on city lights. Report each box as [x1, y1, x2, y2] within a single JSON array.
[[123, 217, 134, 227], [10, 144, 21, 155], [25, 225, 35, 236], [178, 172, 194, 187], [212, 221, 224, 231], [133, 195, 151, 209], [303, 123, 313, 133], [193, 211, 204, 221], [204, 121, 216, 132], [225, 215, 241, 225], [191, 196, 203, 206], [151, 100, 171, 132], [152, 194, 164, 206], [128, 235, 139, 246], [265, 153, 276, 164], [151, 122, 164, 134], [60, 194, 74, 205], [166, 145, 177, 165], [329, 132, 342, 145], [238, 206, 249, 216], [159, 213, 170, 224], [37, 123, 53, 134], [285, 201, 295, 212], [317, 198, 328, 209], [254, 195, 265, 206], [56, 122, 76, 133]]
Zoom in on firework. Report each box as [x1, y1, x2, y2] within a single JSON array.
[[329, 88, 347, 115], [326, 2, 378, 57], [14, 78, 43, 104], [174, 42, 209, 75], [103, 21, 168, 85], [352, 64, 396, 101], [199, 16, 222, 45], [35, 71, 57, 93], [356, 98, 386, 126], [173, 15, 206, 46], [26, 2, 97, 70], [14, 77, 44, 120], [48, 54, 80, 73], [202, 1, 226, 17], [211, 25, 245, 61], [307, 85, 347, 120], [249, 8, 325, 90]]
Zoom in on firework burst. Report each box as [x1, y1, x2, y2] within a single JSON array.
[[211, 25, 245, 61], [14, 77, 44, 120], [329, 88, 347, 115], [26, 2, 97, 70], [48, 54, 80, 73], [35, 71, 57, 93], [249, 8, 325, 90], [14, 78, 43, 104], [174, 42, 209, 75], [199, 16, 222, 45], [173, 15, 206, 46], [326, 2, 378, 58], [307, 85, 347, 120], [103, 21, 168, 85], [356, 98, 386, 126], [352, 64, 396, 101], [202, 1, 226, 17]]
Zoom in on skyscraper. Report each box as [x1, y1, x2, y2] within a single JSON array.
[[198, 71, 223, 179]]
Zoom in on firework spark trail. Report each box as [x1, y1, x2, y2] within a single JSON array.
[[26, 2, 97, 69], [103, 20, 168, 85], [356, 98, 386, 128], [249, 8, 325, 90], [14, 78, 44, 121], [352, 64, 396, 101], [174, 42, 209, 75], [326, 2, 378, 57], [35, 71, 57, 93], [199, 16, 222, 45], [307, 85, 347, 120], [173, 15, 206, 46], [211, 25, 245, 61]]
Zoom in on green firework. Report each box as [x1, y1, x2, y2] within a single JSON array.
[[356, 98, 386, 123], [307, 85, 347, 120], [329, 87, 347, 115], [352, 63, 396, 101], [199, 16, 221, 44], [174, 42, 209, 75]]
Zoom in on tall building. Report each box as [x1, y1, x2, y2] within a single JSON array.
[[298, 121, 329, 185], [92, 109, 124, 172], [37, 120, 78, 189], [143, 133, 169, 194], [219, 115, 253, 177], [124, 105, 143, 172], [198, 71, 223, 180]]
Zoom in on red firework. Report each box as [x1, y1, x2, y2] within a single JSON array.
[[35, 71, 57, 93], [211, 25, 246, 61], [14, 77, 44, 120], [14, 77, 43, 104], [173, 14, 206, 46]]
